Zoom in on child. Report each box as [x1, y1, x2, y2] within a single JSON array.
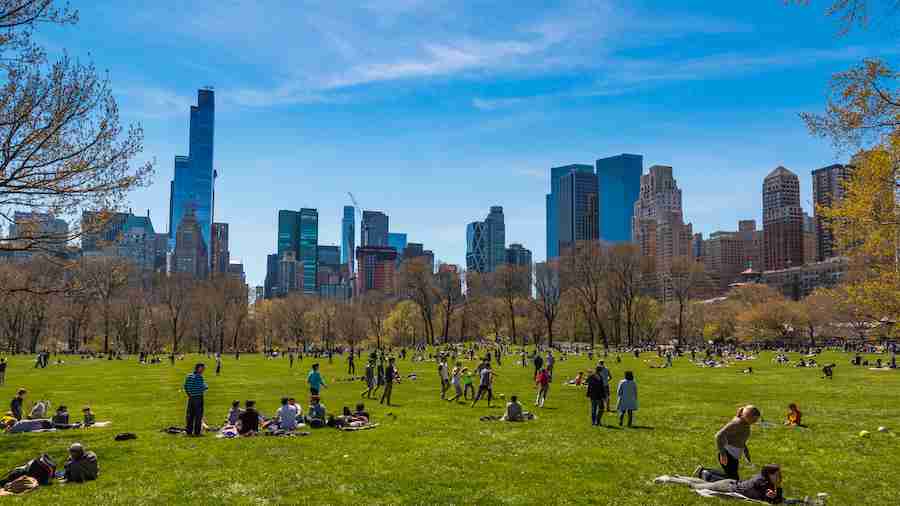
[[447, 362, 463, 402], [535, 367, 550, 407], [226, 400, 242, 426], [52, 405, 70, 425], [462, 367, 474, 400], [82, 406, 95, 426], [785, 403, 803, 427]]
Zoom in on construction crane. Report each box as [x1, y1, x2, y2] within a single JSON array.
[[347, 192, 364, 279]]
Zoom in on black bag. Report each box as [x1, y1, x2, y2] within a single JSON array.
[[25, 454, 56, 485], [115, 432, 137, 441]]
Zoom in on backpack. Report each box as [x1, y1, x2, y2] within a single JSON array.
[[25, 454, 56, 485]]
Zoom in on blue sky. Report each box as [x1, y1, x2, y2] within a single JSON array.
[[41, 1, 898, 286]]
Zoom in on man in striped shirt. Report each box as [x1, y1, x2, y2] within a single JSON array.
[[183, 363, 208, 436]]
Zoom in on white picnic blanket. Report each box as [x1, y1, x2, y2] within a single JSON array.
[[654, 476, 767, 504]]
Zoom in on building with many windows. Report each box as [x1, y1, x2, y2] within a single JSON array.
[[361, 211, 389, 247], [763, 166, 804, 271], [299, 208, 318, 295], [81, 210, 157, 271], [342, 205, 355, 274], [169, 88, 215, 270], [466, 221, 488, 273], [505, 243, 533, 296], [559, 170, 599, 254], [211, 222, 230, 276], [812, 163, 852, 261], [356, 245, 397, 295], [596, 154, 642, 243], [173, 206, 208, 278], [546, 164, 593, 260], [388, 232, 407, 266], [466, 207, 506, 273]]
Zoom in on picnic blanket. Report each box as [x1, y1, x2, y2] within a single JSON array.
[[654, 476, 767, 504], [340, 423, 379, 432]]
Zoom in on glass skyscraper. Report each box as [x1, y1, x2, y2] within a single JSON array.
[[169, 89, 215, 269], [299, 208, 318, 295], [546, 164, 593, 259], [559, 170, 599, 252], [466, 206, 506, 273], [341, 206, 355, 271], [278, 210, 300, 257], [595, 154, 642, 243], [361, 211, 389, 247]]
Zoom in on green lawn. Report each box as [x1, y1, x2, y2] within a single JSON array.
[[1, 350, 897, 505]]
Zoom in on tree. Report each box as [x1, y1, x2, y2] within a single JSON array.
[[385, 299, 418, 346], [436, 264, 463, 343], [792, 1, 900, 35], [0, 1, 152, 265], [493, 263, 529, 345], [563, 240, 609, 348], [361, 291, 391, 349], [666, 256, 707, 343], [608, 243, 643, 346], [398, 257, 437, 345], [531, 261, 561, 346], [155, 273, 192, 354]]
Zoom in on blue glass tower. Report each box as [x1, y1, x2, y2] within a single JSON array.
[[341, 206, 355, 270], [299, 208, 318, 295], [169, 88, 215, 268], [546, 164, 593, 259], [595, 154, 642, 243]]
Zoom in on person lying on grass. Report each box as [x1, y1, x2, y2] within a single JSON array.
[[691, 463, 785, 504]]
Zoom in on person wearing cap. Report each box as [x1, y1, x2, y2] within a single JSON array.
[[63, 442, 99, 483], [183, 363, 208, 436]]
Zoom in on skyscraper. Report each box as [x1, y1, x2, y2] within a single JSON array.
[[341, 206, 355, 272], [264, 253, 279, 299], [506, 243, 533, 296], [277, 210, 301, 257], [173, 206, 208, 279], [812, 163, 852, 261], [299, 208, 318, 295], [596, 154, 643, 243], [466, 221, 488, 272], [361, 211, 389, 247], [388, 232, 408, 266], [632, 165, 694, 299], [763, 166, 804, 271], [169, 88, 215, 269], [466, 207, 506, 273], [558, 170, 599, 254], [211, 222, 230, 276], [356, 245, 397, 295], [81, 210, 156, 271], [485, 206, 506, 272], [546, 164, 593, 260]]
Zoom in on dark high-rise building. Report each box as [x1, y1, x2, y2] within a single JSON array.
[[466, 221, 488, 272], [763, 166, 804, 271], [317, 245, 340, 268], [361, 211, 389, 247], [341, 206, 355, 273], [466, 207, 506, 273], [812, 163, 852, 261], [506, 243, 533, 296], [558, 170, 599, 254], [277, 210, 301, 257], [264, 253, 279, 299], [173, 206, 208, 278], [211, 222, 230, 276], [388, 232, 407, 266], [299, 208, 318, 295], [356, 245, 397, 295], [596, 154, 643, 243], [546, 164, 593, 260], [169, 88, 215, 269]]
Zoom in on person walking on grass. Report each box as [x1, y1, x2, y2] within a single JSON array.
[[447, 362, 464, 402], [307, 363, 327, 396], [616, 371, 638, 427], [586, 367, 606, 426], [380, 357, 398, 406], [348, 352, 356, 375], [597, 361, 612, 412], [534, 366, 550, 408], [438, 357, 450, 400], [0, 357, 6, 385], [532, 352, 543, 379], [289, 352, 294, 369], [361, 359, 376, 399], [545, 350, 555, 380], [471, 360, 495, 408], [183, 363, 208, 436], [696, 405, 761, 482], [462, 367, 475, 400], [215, 352, 222, 376]]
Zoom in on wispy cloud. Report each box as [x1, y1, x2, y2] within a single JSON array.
[[117, 86, 193, 119]]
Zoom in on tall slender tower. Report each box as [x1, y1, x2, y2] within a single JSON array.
[[169, 88, 215, 272], [763, 166, 804, 271], [341, 206, 355, 273]]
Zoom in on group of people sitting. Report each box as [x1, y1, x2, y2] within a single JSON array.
[[0, 442, 99, 496], [3, 389, 98, 434], [218, 396, 373, 437]]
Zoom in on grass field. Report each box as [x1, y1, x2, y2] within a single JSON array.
[[1, 349, 898, 505]]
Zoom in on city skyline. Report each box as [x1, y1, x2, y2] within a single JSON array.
[[37, 1, 896, 286]]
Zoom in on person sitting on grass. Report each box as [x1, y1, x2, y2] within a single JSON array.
[[500, 395, 533, 421], [52, 405, 69, 426], [63, 443, 99, 483], [226, 400, 242, 426], [568, 371, 585, 386], [10, 389, 26, 421], [238, 400, 260, 436], [822, 363, 835, 379], [691, 463, 784, 504], [784, 403, 803, 427], [276, 397, 299, 431], [82, 406, 95, 427], [307, 396, 327, 428]]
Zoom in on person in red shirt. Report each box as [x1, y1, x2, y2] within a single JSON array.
[[534, 367, 550, 408]]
